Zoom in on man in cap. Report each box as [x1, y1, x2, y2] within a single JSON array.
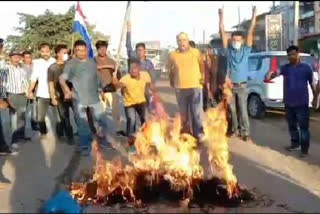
[[0, 39, 17, 155], [0, 49, 29, 148], [167, 32, 205, 140]]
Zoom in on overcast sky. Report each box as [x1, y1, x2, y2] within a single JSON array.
[[0, 1, 273, 54]]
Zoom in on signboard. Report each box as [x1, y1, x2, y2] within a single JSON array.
[[265, 14, 282, 51], [143, 41, 161, 50]]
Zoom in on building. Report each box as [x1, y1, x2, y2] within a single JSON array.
[[272, 1, 320, 53]]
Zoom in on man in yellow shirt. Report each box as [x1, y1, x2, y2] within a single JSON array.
[[112, 58, 155, 154], [167, 32, 205, 139]]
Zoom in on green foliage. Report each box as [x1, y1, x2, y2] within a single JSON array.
[[5, 5, 109, 57]]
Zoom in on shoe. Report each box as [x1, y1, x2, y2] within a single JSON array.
[[80, 148, 90, 156], [285, 145, 300, 152], [0, 145, 18, 156], [66, 138, 75, 145], [129, 146, 137, 155], [116, 130, 127, 137], [11, 143, 20, 150], [24, 137, 32, 142], [300, 151, 308, 158], [242, 135, 252, 142]]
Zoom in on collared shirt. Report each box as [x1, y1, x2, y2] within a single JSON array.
[[0, 63, 29, 96], [168, 47, 203, 89], [30, 57, 56, 98], [61, 58, 102, 106], [224, 45, 252, 83], [278, 62, 313, 107], [126, 31, 156, 82]]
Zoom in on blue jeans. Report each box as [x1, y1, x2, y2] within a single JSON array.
[[285, 105, 310, 153], [175, 88, 203, 138], [72, 100, 115, 150], [124, 103, 146, 139], [7, 93, 27, 143]]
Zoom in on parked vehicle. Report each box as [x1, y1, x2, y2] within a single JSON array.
[[247, 51, 318, 119]]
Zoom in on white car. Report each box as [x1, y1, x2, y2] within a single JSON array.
[[247, 51, 318, 119]]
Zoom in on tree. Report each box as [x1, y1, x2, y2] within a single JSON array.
[[5, 6, 109, 56]]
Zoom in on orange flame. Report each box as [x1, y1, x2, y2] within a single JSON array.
[[70, 78, 238, 202]]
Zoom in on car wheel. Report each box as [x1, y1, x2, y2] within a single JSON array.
[[248, 94, 265, 119]]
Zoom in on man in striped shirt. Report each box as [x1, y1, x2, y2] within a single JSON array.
[[0, 49, 29, 147], [0, 38, 16, 155]]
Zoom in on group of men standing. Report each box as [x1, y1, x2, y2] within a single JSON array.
[[0, 6, 318, 158]]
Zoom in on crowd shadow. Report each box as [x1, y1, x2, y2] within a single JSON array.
[[7, 105, 77, 212]]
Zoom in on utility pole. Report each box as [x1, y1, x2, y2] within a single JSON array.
[[203, 30, 205, 44], [238, 5, 241, 30], [293, 1, 299, 46]]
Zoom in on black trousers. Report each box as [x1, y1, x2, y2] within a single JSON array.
[[54, 99, 73, 140], [124, 103, 146, 144]]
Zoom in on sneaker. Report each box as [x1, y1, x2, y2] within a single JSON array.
[[66, 138, 75, 146], [80, 148, 90, 157], [0, 145, 18, 156], [285, 145, 300, 152], [116, 130, 127, 137], [11, 143, 20, 150], [129, 146, 137, 155], [300, 151, 308, 158], [242, 135, 252, 142]]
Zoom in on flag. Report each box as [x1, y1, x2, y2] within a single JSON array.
[[72, 1, 94, 58]]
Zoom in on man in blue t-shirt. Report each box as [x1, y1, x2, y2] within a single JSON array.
[[219, 6, 257, 142], [266, 45, 316, 158]]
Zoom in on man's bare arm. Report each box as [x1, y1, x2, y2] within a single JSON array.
[[59, 76, 72, 99], [28, 81, 37, 99], [247, 6, 257, 47], [49, 81, 58, 105], [219, 8, 228, 49]]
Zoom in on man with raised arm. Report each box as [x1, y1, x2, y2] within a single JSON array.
[[219, 6, 257, 142]]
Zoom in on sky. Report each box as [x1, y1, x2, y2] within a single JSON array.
[[0, 1, 273, 55]]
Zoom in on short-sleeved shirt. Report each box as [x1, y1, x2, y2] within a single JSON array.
[[48, 63, 65, 99], [95, 55, 116, 86], [120, 71, 151, 107], [278, 62, 313, 107], [61, 58, 102, 106], [224, 45, 252, 83], [168, 48, 202, 89], [30, 57, 56, 98]]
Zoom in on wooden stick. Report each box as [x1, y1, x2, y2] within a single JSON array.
[[114, 1, 131, 77], [71, 33, 75, 56]]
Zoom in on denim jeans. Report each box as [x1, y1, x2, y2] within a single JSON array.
[[175, 88, 203, 138], [0, 112, 7, 147], [285, 105, 310, 153], [72, 100, 115, 150], [230, 84, 250, 136], [124, 103, 146, 141], [7, 93, 27, 143]]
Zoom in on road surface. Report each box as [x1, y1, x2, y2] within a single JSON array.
[[0, 74, 320, 213]]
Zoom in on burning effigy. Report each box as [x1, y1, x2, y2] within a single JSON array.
[[69, 79, 255, 208]]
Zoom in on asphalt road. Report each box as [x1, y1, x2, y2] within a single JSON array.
[[0, 74, 319, 213]]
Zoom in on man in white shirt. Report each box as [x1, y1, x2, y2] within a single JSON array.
[[28, 43, 56, 136]]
